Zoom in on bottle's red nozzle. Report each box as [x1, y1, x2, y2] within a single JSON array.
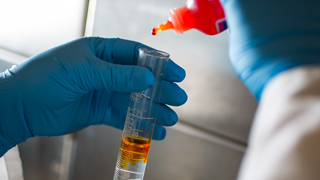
[[151, 20, 174, 36]]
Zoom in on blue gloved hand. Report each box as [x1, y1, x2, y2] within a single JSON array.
[[0, 37, 187, 156], [220, 0, 320, 100]]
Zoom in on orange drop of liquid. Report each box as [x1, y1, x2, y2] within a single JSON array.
[[151, 28, 158, 36]]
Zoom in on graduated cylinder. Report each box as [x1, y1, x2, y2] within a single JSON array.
[[113, 48, 169, 180]]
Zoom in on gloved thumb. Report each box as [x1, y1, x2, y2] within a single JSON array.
[[78, 57, 155, 92]]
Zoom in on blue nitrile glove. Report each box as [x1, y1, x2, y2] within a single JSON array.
[[0, 37, 187, 156], [220, 0, 320, 100]]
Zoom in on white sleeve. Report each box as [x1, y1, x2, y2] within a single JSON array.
[[0, 146, 23, 180], [238, 67, 320, 180], [4, 146, 23, 180], [0, 156, 9, 180]]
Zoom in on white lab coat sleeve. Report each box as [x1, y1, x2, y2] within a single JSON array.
[[0, 146, 23, 180], [237, 66, 320, 180], [0, 156, 9, 180]]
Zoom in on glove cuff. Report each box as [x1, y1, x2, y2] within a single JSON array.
[[0, 133, 15, 157], [0, 104, 30, 157]]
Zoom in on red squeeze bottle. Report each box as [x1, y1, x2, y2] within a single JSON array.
[[152, 0, 227, 36]]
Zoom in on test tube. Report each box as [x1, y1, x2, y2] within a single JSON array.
[[113, 48, 169, 180]]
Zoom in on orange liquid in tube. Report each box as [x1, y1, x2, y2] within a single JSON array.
[[119, 136, 150, 169], [152, 0, 227, 35]]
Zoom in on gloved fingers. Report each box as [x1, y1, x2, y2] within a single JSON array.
[[86, 37, 150, 65], [110, 80, 187, 108], [79, 57, 155, 92], [159, 80, 187, 106], [108, 38, 186, 83], [111, 38, 187, 83], [162, 59, 186, 83], [152, 124, 167, 141], [107, 109, 167, 140], [111, 92, 179, 126], [85, 37, 185, 84], [154, 104, 179, 126], [86, 37, 186, 83]]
